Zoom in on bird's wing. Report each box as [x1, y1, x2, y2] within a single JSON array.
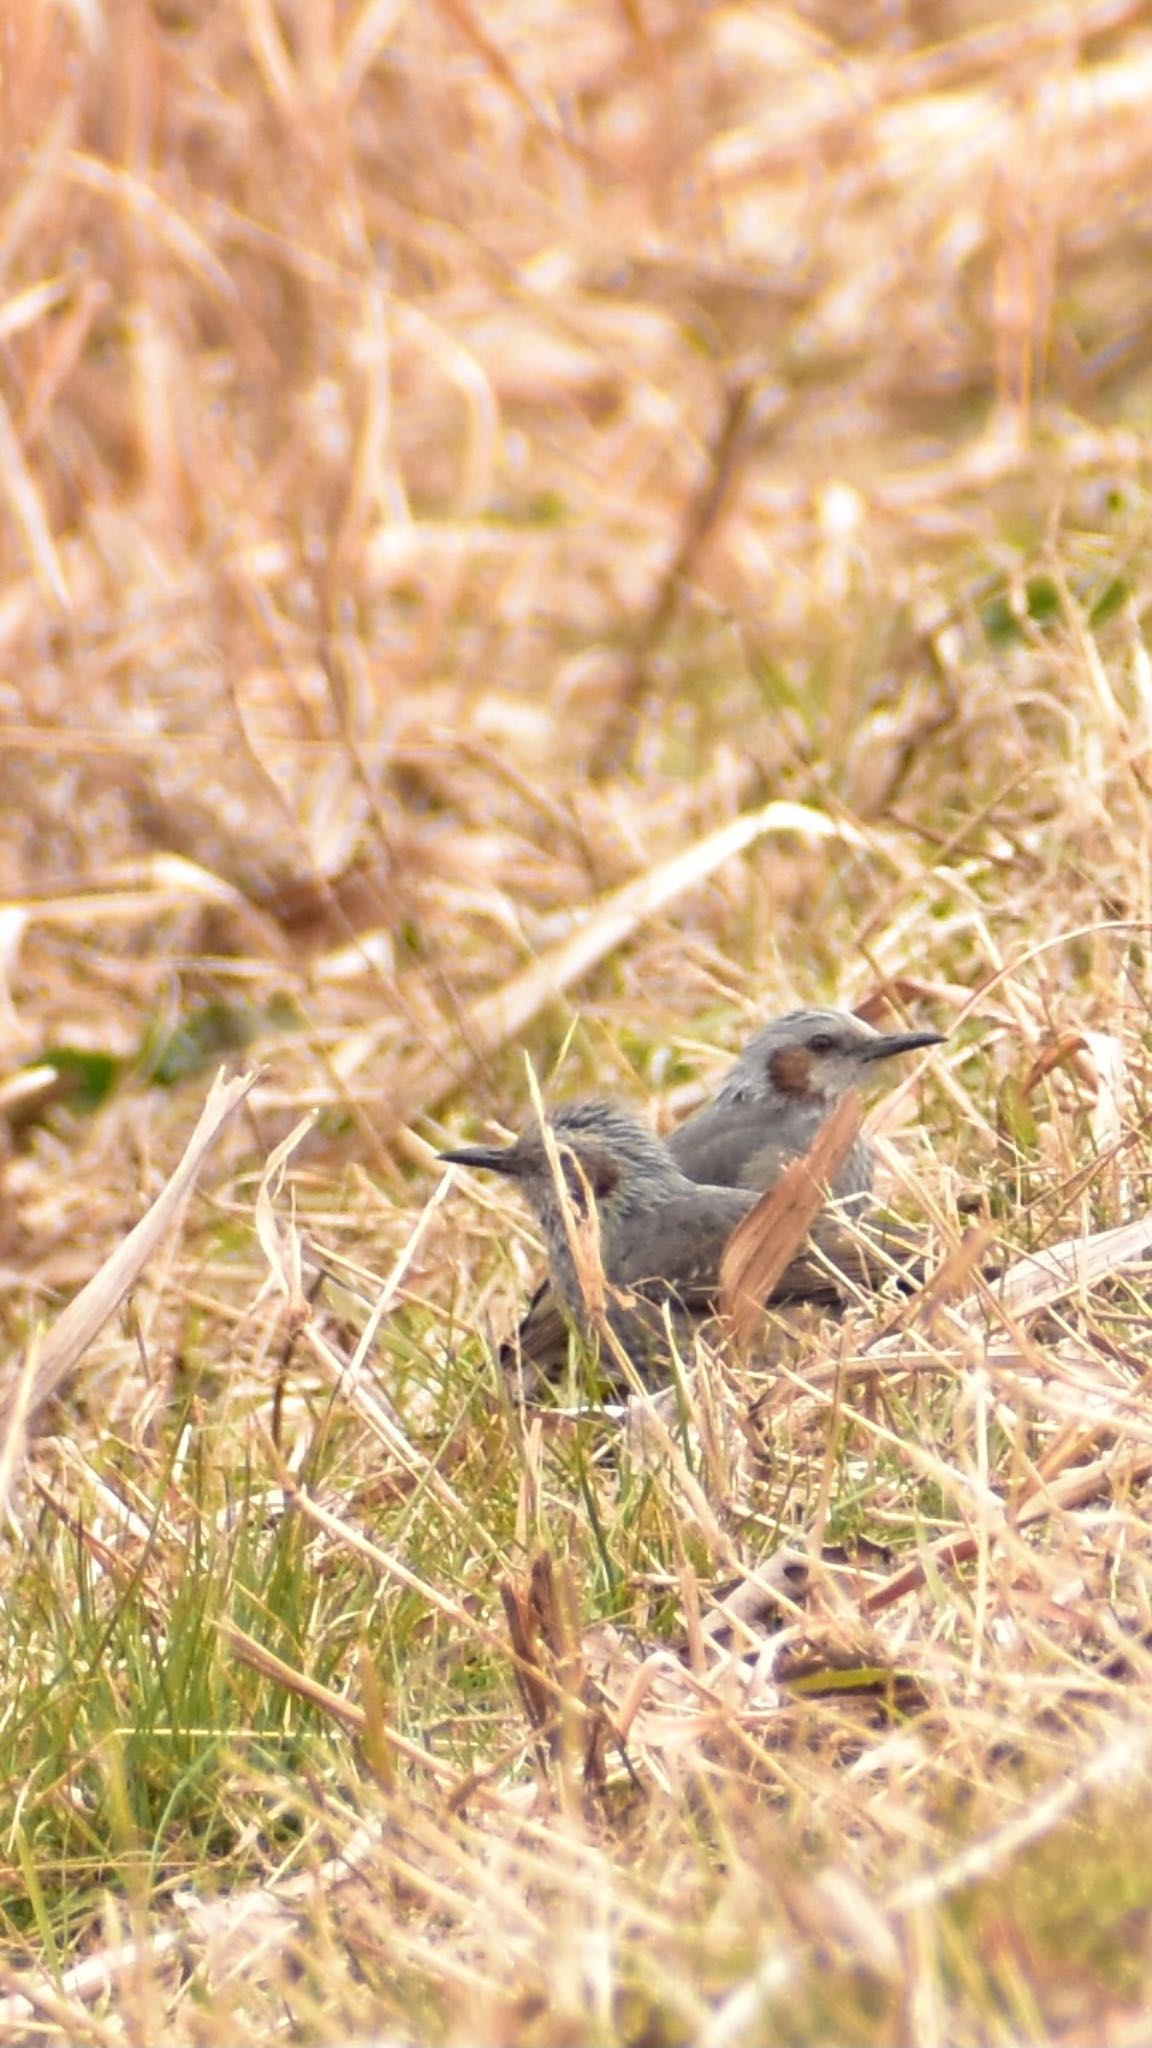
[[668, 1105, 794, 1187], [503, 1231, 847, 1386], [500, 1214, 927, 1388], [608, 1188, 752, 1291]]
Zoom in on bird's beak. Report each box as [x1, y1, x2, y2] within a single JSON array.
[[859, 1029, 946, 1063], [439, 1142, 521, 1177]]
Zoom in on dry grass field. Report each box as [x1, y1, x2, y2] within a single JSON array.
[[7, 0, 1152, 2040]]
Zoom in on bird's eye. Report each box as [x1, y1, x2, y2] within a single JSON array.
[[809, 1033, 835, 1053]]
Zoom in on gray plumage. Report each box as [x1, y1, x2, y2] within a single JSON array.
[[667, 1008, 944, 1200], [441, 1094, 911, 1390], [441, 1010, 943, 1390], [442, 1100, 753, 1338]]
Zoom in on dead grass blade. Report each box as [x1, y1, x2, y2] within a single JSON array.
[[719, 1092, 863, 1345], [992, 1214, 1152, 1318], [339, 800, 868, 1126], [220, 1618, 468, 1796], [220, 1617, 368, 1737], [500, 1551, 606, 1798], [895, 1219, 1000, 1324], [864, 1439, 1152, 1618], [432, 0, 586, 155], [66, 150, 238, 299], [591, 375, 771, 775], [0, 387, 69, 609], [0, 1068, 257, 1476]]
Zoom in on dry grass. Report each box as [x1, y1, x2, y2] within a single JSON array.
[[6, 0, 1152, 2040]]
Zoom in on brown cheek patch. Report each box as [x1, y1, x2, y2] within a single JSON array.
[[768, 1046, 817, 1098], [585, 1152, 622, 1200], [563, 1150, 620, 1205]]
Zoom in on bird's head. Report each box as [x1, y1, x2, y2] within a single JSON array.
[[718, 1007, 945, 1110], [440, 1098, 680, 1210]]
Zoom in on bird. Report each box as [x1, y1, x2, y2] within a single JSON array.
[[666, 1007, 946, 1201], [440, 1097, 911, 1392], [483, 1008, 944, 1384]]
